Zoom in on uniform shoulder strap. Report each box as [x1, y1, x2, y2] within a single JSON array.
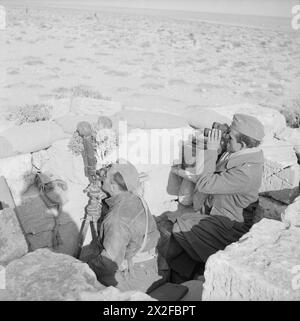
[[135, 194, 150, 254]]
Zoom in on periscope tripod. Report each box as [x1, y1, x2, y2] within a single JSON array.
[[76, 175, 106, 259]]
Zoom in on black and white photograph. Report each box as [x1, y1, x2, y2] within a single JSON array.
[[0, 0, 300, 304]]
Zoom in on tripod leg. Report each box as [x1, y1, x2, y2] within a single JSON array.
[[76, 214, 90, 259], [90, 219, 99, 242]]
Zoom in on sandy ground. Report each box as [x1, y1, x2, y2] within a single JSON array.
[[1, 4, 300, 118]]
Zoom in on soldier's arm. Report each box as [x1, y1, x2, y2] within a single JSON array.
[[195, 163, 255, 195], [88, 220, 130, 286]]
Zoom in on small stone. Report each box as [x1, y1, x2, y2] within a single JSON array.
[[0, 208, 28, 266]]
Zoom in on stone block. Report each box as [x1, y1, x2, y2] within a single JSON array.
[[46, 98, 71, 119], [259, 138, 300, 196], [260, 162, 300, 194], [135, 164, 178, 216], [0, 153, 34, 205], [181, 280, 203, 301], [0, 121, 68, 154], [281, 195, 300, 228], [15, 182, 84, 255], [0, 208, 28, 266], [38, 139, 89, 186], [188, 103, 286, 138], [254, 196, 287, 222], [276, 127, 300, 161], [0, 176, 16, 209], [261, 137, 297, 168], [263, 185, 299, 205], [54, 114, 98, 135], [113, 109, 188, 129], [0, 249, 154, 301], [79, 286, 155, 301], [71, 97, 122, 117], [202, 219, 300, 300]]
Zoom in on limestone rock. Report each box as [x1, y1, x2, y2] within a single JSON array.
[[0, 208, 28, 266], [54, 113, 100, 134], [0, 136, 15, 159], [0, 153, 34, 205], [263, 185, 299, 205], [31, 150, 50, 172], [71, 97, 122, 117], [112, 110, 188, 129], [281, 195, 300, 228], [0, 121, 68, 154], [254, 196, 287, 222], [261, 137, 297, 168], [259, 137, 300, 196], [181, 280, 203, 301], [0, 176, 16, 209], [46, 98, 71, 119], [79, 286, 155, 301], [0, 249, 155, 301], [39, 139, 88, 186], [260, 162, 300, 194], [0, 249, 104, 300], [188, 104, 286, 138], [202, 219, 300, 300], [276, 127, 300, 161], [15, 186, 57, 251], [135, 164, 178, 216], [55, 221, 79, 256], [15, 182, 83, 256]]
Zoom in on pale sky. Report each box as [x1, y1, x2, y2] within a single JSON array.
[[2, 0, 300, 17]]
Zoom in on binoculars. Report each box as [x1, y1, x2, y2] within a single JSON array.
[[203, 122, 230, 154]]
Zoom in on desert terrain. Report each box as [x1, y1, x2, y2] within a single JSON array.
[[1, 3, 300, 119]]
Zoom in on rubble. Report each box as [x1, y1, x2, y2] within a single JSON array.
[[0, 208, 28, 266], [202, 219, 300, 300]]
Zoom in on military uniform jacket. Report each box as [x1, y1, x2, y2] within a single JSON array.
[[195, 147, 264, 222]]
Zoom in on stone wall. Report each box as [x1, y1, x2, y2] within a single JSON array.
[[202, 218, 300, 300]]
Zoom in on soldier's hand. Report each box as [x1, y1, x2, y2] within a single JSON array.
[[206, 129, 222, 151]]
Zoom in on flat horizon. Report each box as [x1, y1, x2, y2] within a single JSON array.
[[1, 0, 299, 18]]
